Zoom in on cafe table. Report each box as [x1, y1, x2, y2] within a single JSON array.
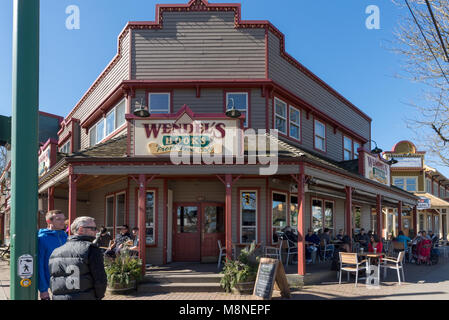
[[358, 252, 384, 285]]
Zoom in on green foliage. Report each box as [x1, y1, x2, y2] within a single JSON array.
[[104, 249, 142, 287], [219, 241, 260, 293]]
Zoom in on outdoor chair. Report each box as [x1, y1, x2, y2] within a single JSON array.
[[217, 240, 227, 269], [284, 237, 298, 266], [319, 239, 333, 262], [380, 251, 405, 285], [391, 241, 405, 258], [338, 252, 367, 287], [263, 239, 283, 261]]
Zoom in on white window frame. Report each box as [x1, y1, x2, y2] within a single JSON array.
[[148, 92, 170, 114], [114, 192, 126, 236], [289, 106, 301, 141], [393, 177, 418, 192], [343, 136, 353, 160], [105, 195, 115, 235], [89, 98, 127, 147], [59, 140, 71, 154], [426, 179, 432, 193], [272, 191, 288, 244], [226, 92, 249, 127], [145, 190, 156, 245], [274, 98, 287, 135], [240, 190, 258, 244], [353, 141, 361, 159], [433, 182, 439, 196], [314, 119, 326, 152]]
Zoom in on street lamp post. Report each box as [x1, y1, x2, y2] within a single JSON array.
[[10, 0, 40, 300]]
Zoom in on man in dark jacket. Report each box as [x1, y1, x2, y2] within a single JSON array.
[[49, 216, 107, 300]]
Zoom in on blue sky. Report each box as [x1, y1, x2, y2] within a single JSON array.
[[0, 0, 444, 174]]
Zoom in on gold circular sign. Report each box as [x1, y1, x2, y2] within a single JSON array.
[[20, 279, 32, 288]]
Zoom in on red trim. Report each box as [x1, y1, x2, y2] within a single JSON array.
[[162, 178, 168, 264], [134, 187, 159, 248], [236, 187, 261, 244], [313, 117, 327, 154], [223, 89, 251, 128]]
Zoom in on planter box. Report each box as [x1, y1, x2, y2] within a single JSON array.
[[107, 280, 137, 295], [231, 281, 255, 295]]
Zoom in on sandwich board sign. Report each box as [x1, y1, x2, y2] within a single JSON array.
[[18, 254, 33, 279], [253, 258, 290, 300]]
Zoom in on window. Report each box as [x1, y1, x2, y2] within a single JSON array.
[[419, 214, 425, 232], [274, 98, 287, 134], [314, 120, 326, 151], [226, 92, 249, 127], [371, 209, 377, 233], [105, 196, 114, 235], [115, 193, 126, 234], [311, 199, 334, 233], [146, 191, 156, 244], [89, 99, 127, 147], [435, 216, 439, 234], [240, 191, 257, 243], [427, 215, 432, 232], [343, 136, 352, 160], [105, 192, 127, 237], [290, 196, 298, 228], [393, 177, 417, 192], [433, 182, 439, 196], [353, 142, 361, 159], [272, 192, 287, 243], [426, 179, 432, 193], [59, 140, 71, 154], [324, 201, 334, 230], [149, 93, 170, 114], [440, 186, 444, 198], [289, 107, 300, 140], [353, 207, 361, 233]]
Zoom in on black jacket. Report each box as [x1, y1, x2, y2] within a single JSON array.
[[49, 235, 107, 300]]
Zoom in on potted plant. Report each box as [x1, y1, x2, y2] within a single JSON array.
[[104, 249, 143, 294], [220, 241, 260, 294]]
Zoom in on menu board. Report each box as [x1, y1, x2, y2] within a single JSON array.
[[253, 258, 290, 300]]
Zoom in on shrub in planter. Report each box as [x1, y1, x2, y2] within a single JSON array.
[[220, 241, 260, 294], [104, 249, 142, 293]]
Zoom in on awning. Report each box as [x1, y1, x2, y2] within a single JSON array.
[[414, 192, 449, 209]]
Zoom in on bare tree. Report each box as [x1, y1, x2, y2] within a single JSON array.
[[0, 146, 7, 174], [392, 0, 449, 166]]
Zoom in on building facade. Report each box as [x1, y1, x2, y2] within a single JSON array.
[[33, 0, 418, 276], [384, 140, 449, 240]]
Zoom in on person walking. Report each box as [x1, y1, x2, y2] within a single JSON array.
[[38, 210, 68, 300], [49, 216, 107, 300]]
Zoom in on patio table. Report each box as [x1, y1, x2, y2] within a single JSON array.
[[359, 252, 384, 285]]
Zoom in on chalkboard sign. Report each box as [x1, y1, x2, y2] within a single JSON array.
[[253, 258, 290, 300]]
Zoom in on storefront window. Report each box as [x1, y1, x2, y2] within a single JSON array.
[[146, 191, 156, 244], [290, 196, 298, 228], [419, 214, 425, 232], [149, 93, 170, 114], [227, 92, 248, 127], [312, 199, 323, 232], [241, 191, 257, 243], [353, 207, 361, 233], [272, 192, 287, 243], [115, 193, 126, 234], [435, 216, 439, 234], [274, 98, 287, 134], [324, 202, 334, 230], [105, 195, 114, 235], [371, 209, 377, 233], [427, 215, 432, 232]]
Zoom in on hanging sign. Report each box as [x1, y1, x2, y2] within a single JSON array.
[[364, 153, 391, 186], [417, 197, 431, 210]]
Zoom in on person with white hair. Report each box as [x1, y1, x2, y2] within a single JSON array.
[[48, 216, 107, 300]]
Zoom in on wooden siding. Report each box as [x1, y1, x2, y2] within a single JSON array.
[[132, 11, 266, 79], [77, 31, 130, 150], [268, 31, 371, 142]]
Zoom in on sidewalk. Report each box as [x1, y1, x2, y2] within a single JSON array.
[[0, 260, 10, 300]]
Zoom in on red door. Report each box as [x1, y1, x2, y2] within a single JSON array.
[[173, 204, 201, 262], [201, 203, 225, 262], [173, 203, 225, 262]]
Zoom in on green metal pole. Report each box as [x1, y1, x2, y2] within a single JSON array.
[[10, 0, 39, 300]]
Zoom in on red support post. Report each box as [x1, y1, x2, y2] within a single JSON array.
[[48, 186, 54, 211], [225, 174, 233, 261], [376, 195, 382, 238], [138, 174, 147, 274], [68, 168, 77, 235], [345, 186, 353, 240], [397, 201, 402, 234], [297, 164, 306, 276], [162, 178, 168, 265]]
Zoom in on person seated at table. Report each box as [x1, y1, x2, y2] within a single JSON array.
[[93, 226, 113, 253], [368, 234, 383, 263], [396, 230, 411, 250], [412, 231, 423, 245], [305, 229, 320, 263], [104, 225, 132, 259], [319, 228, 335, 258], [334, 229, 344, 241], [429, 231, 438, 245], [355, 228, 370, 250], [128, 227, 139, 256]]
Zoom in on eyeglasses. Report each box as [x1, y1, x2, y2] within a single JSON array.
[[83, 226, 98, 231]]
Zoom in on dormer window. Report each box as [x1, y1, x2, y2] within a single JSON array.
[[89, 99, 126, 146]]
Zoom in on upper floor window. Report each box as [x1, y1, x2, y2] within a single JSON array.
[[149, 93, 170, 114], [59, 140, 71, 154], [433, 182, 439, 196], [289, 107, 301, 141], [274, 98, 287, 135], [314, 119, 326, 152], [343, 136, 352, 161], [353, 142, 361, 159], [89, 99, 126, 146], [426, 179, 432, 193], [393, 177, 417, 192], [226, 92, 248, 127]]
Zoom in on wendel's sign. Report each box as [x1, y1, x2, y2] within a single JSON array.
[[362, 152, 391, 187], [133, 106, 240, 157]]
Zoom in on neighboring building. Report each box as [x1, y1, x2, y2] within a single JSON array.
[[35, 0, 417, 276], [384, 141, 449, 240], [0, 111, 63, 244]]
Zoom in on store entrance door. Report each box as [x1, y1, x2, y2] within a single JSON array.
[[173, 203, 225, 262]]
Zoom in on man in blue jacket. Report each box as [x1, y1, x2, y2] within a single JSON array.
[[38, 210, 67, 300]]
